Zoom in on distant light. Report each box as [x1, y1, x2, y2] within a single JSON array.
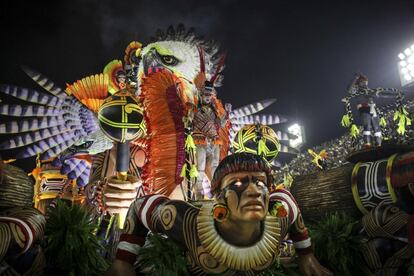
[[398, 42, 414, 87], [288, 123, 304, 148]]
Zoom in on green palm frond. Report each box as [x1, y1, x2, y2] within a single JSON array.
[[137, 233, 190, 276], [309, 212, 372, 276], [44, 200, 109, 276]]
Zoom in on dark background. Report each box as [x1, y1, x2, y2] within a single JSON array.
[[1, 0, 414, 148]]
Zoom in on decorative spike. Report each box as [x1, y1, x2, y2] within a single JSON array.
[[0, 104, 61, 117], [185, 27, 195, 39], [176, 24, 185, 36], [243, 114, 288, 126], [21, 66, 65, 98], [0, 84, 62, 106], [0, 116, 64, 133], [0, 125, 69, 149], [156, 29, 165, 40], [166, 25, 175, 38]]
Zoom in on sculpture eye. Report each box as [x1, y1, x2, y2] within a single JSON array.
[[256, 180, 266, 188], [234, 180, 242, 187], [161, 55, 178, 66]]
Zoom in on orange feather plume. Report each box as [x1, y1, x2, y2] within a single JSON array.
[[103, 60, 124, 94], [140, 70, 187, 196], [212, 96, 231, 160], [124, 41, 142, 66], [65, 73, 109, 113]]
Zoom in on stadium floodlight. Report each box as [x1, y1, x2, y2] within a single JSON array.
[[398, 42, 414, 87], [287, 123, 304, 148]]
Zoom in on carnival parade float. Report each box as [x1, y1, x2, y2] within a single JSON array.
[[0, 24, 412, 276]]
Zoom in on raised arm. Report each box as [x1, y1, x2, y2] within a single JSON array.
[[110, 194, 192, 275]]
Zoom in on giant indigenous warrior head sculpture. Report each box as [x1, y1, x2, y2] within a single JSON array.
[[210, 153, 274, 223], [211, 152, 274, 195]]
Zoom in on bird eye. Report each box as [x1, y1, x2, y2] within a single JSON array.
[[81, 141, 93, 149], [161, 55, 178, 66]]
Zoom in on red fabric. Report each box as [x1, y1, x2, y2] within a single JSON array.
[[273, 188, 299, 205], [295, 247, 313, 256], [145, 196, 169, 232], [116, 249, 137, 264], [290, 229, 309, 242], [119, 234, 146, 246]]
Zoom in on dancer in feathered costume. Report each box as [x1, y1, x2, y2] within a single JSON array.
[[191, 47, 230, 199]]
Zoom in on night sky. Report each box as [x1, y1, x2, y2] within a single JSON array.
[[1, 0, 414, 148]]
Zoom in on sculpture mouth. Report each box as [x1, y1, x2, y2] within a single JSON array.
[[242, 200, 264, 209]]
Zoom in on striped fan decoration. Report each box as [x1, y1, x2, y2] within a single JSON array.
[[0, 67, 99, 160]]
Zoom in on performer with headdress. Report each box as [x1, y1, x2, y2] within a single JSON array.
[[192, 49, 231, 199], [341, 73, 408, 148]]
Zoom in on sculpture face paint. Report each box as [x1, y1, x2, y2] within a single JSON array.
[[219, 171, 269, 222]]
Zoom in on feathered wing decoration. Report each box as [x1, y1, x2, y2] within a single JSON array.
[[65, 73, 110, 113], [230, 98, 276, 118], [22, 66, 67, 98], [103, 60, 124, 94], [0, 67, 99, 160], [140, 69, 187, 196]]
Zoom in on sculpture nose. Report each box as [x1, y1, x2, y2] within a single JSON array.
[[245, 182, 262, 198]]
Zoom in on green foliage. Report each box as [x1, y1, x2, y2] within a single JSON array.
[[379, 117, 387, 127], [393, 107, 411, 135], [258, 259, 285, 276], [137, 233, 190, 276], [407, 258, 414, 275], [309, 212, 372, 276], [350, 124, 360, 138], [341, 114, 351, 128], [256, 258, 303, 276], [44, 200, 109, 276]]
